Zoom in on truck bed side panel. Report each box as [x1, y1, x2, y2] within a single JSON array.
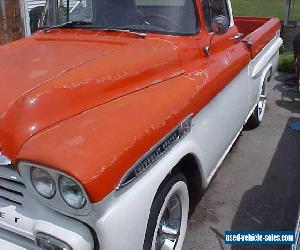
[[234, 16, 281, 59]]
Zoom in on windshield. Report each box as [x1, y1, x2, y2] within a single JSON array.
[[41, 0, 198, 35]]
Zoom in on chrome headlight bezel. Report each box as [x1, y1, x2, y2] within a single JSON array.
[[30, 167, 56, 199], [58, 175, 87, 209], [18, 162, 91, 216]]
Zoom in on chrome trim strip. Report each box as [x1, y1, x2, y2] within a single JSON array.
[[116, 115, 193, 190], [0, 153, 11, 166]]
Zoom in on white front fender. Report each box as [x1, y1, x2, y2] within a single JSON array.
[[92, 135, 202, 250]]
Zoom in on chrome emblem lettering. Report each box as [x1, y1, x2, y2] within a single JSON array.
[[0, 211, 20, 224], [117, 115, 192, 189]]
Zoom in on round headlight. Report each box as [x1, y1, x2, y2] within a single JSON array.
[[30, 167, 56, 199], [58, 176, 86, 209]]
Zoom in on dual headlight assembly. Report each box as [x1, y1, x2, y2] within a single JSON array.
[[19, 163, 89, 214], [30, 167, 86, 209]]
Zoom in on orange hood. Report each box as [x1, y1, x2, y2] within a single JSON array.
[[0, 30, 184, 159]]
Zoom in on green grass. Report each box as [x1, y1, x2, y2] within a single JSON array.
[[231, 0, 300, 21], [278, 51, 295, 73]]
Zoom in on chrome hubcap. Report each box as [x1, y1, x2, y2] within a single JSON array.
[[258, 82, 267, 120], [155, 194, 182, 250]]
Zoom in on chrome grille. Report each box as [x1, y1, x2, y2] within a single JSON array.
[[0, 166, 25, 206]]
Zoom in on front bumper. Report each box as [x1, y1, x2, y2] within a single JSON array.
[[0, 166, 94, 250]]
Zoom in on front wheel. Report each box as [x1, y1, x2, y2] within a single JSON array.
[[246, 79, 268, 129], [144, 173, 189, 250]]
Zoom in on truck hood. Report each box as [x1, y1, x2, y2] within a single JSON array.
[[0, 32, 120, 112], [0, 30, 183, 159]]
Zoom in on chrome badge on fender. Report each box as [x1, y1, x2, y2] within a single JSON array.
[[117, 115, 193, 189]]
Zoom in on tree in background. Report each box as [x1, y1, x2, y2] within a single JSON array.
[[0, 0, 25, 45]]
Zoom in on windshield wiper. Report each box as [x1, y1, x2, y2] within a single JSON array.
[[44, 21, 92, 32], [43, 22, 147, 38], [100, 28, 148, 38]]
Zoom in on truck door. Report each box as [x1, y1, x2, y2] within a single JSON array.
[[195, 0, 251, 178]]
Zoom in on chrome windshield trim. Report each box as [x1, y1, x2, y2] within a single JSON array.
[[116, 114, 193, 190], [0, 153, 11, 166]]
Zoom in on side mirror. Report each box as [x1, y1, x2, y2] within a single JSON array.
[[211, 15, 230, 35]]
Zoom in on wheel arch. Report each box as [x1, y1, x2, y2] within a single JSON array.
[[260, 63, 272, 90], [171, 153, 204, 209], [146, 152, 204, 219]]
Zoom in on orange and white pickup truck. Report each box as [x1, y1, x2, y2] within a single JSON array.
[[0, 0, 282, 249]]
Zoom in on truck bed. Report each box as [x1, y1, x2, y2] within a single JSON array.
[[234, 16, 281, 59]]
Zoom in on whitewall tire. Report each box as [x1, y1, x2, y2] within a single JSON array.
[[246, 78, 268, 129], [144, 173, 189, 250]]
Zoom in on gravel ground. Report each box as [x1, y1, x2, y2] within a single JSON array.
[[183, 73, 300, 250]]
